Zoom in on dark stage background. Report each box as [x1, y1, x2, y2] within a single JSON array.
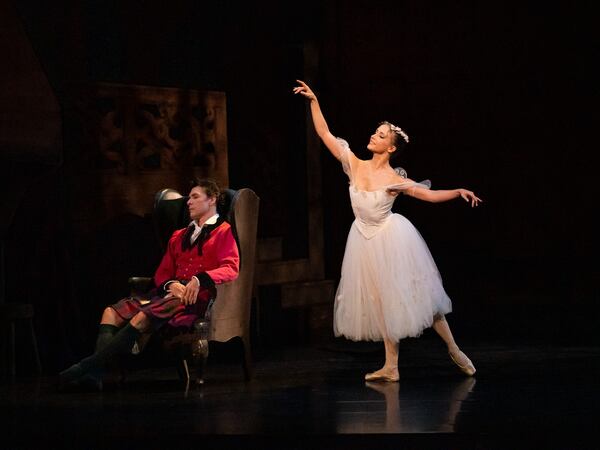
[[1, 0, 597, 374]]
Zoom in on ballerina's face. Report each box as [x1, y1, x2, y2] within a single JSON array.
[[367, 124, 396, 157]]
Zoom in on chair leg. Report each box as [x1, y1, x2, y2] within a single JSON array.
[[195, 353, 207, 385], [28, 319, 42, 374], [177, 358, 191, 384], [191, 325, 209, 385]]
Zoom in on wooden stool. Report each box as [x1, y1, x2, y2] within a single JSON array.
[[1, 303, 42, 377]]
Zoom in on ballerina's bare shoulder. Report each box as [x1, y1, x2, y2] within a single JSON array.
[[386, 178, 430, 189]]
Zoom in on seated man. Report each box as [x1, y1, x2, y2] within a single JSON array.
[[59, 178, 239, 391]]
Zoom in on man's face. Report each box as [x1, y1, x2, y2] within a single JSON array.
[[187, 186, 215, 220]]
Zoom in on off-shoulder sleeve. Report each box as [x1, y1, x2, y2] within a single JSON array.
[[336, 137, 353, 181], [387, 166, 431, 195], [386, 179, 432, 195]]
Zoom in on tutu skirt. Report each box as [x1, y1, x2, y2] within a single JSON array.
[[334, 213, 452, 342]]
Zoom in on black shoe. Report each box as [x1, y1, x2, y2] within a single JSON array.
[[58, 373, 103, 393], [58, 363, 84, 388]]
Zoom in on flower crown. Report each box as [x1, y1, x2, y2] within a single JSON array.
[[388, 123, 409, 143]]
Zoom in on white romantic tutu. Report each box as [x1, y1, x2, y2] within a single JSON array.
[[333, 137, 452, 342], [333, 207, 452, 342]]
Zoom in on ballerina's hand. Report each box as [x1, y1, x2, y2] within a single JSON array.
[[458, 189, 482, 207], [293, 80, 317, 101]]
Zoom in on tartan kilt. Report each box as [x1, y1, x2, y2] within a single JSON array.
[[110, 288, 211, 330]]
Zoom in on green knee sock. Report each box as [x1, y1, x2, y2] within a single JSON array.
[[87, 324, 120, 381], [60, 323, 141, 389], [95, 324, 119, 352], [79, 323, 141, 373]]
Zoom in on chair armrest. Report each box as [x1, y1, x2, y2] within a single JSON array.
[[128, 277, 153, 295], [162, 318, 210, 354]]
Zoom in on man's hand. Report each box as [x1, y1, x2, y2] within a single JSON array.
[[167, 282, 186, 299], [181, 277, 200, 305]]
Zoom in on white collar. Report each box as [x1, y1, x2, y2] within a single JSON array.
[[189, 214, 219, 244], [189, 213, 220, 229]]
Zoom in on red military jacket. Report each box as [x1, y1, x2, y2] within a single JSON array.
[[153, 217, 240, 299]]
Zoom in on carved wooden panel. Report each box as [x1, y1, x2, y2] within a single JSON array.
[[67, 83, 228, 232]]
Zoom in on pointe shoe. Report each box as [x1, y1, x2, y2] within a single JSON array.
[[364, 370, 399, 382], [449, 349, 476, 376]]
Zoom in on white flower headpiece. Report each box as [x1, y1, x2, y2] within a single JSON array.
[[388, 123, 409, 143]]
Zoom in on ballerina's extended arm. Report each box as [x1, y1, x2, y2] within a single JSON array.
[[293, 80, 357, 166], [388, 182, 482, 207]]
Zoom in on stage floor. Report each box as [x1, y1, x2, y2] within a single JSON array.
[[2, 337, 598, 449]]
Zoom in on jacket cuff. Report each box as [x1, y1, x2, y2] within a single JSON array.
[[194, 272, 215, 290], [159, 279, 178, 296]]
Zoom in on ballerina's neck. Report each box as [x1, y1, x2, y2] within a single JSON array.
[[368, 153, 391, 170]]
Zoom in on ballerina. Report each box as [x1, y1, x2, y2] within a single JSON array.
[[294, 80, 481, 381]]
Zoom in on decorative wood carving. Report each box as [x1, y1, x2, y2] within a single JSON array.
[[67, 83, 228, 232]]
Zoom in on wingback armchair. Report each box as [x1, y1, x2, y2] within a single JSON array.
[[128, 187, 259, 385]]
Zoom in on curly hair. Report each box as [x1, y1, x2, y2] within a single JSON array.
[[189, 177, 221, 199]]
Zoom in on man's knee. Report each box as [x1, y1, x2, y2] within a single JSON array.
[[101, 307, 123, 325], [130, 311, 150, 331]]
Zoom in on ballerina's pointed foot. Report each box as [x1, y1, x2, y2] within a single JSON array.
[[364, 366, 399, 382], [449, 348, 476, 376]]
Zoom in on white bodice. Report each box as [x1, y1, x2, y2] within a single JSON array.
[[349, 185, 396, 239], [338, 137, 430, 240]]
